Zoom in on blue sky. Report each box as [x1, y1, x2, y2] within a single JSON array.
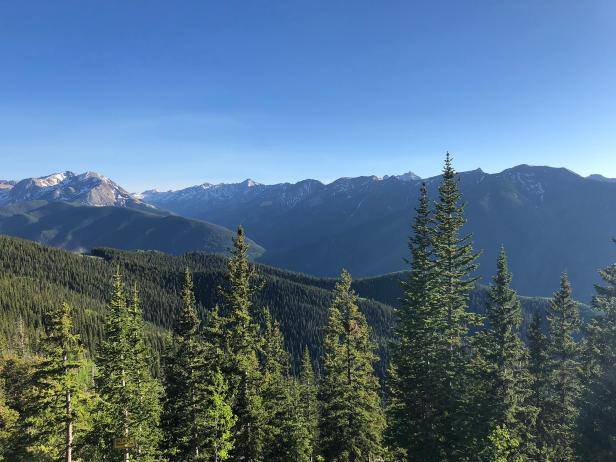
[[1, 0, 615, 191]]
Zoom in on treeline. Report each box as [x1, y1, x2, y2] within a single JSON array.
[[0, 234, 394, 372], [1, 155, 616, 461]]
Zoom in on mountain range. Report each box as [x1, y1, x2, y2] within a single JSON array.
[[142, 165, 616, 300], [1, 166, 615, 300], [0, 172, 263, 258]]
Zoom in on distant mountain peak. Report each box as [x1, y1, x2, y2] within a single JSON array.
[[587, 174, 616, 183], [505, 164, 582, 178], [32, 171, 75, 187], [242, 179, 261, 187], [395, 171, 422, 182], [0, 170, 146, 209]]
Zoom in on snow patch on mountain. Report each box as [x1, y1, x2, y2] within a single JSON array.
[[502, 170, 545, 201], [0, 171, 146, 208]]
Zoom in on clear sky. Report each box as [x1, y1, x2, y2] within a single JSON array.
[[1, 1, 615, 192]]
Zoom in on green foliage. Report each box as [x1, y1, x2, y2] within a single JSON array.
[[387, 181, 443, 459], [469, 249, 536, 457], [480, 425, 524, 462], [542, 274, 582, 460], [93, 271, 163, 461], [0, 353, 36, 461], [0, 234, 393, 374], [388, 154, 482, 460], [260, 319, 314, 461], [214, 227, 266, 462], [200, 370, 236, 462], [22, 303, 91, 462], [319, 270, 386, 462], [578, 239, 616, 460], [430, 153, 482, 459], [0, 360, 19, 462], [162, 269, 235, 461], [299, 348, 320, 460]]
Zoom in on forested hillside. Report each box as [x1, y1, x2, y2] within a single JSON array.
[[0, 233, 570, 370], [0, 234, 392, 370], [0, 200, 264, 258]]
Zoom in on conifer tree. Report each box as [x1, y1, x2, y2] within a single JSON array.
[[218, 227, 266, 462], [473, 249, 535, 457], [543, 274, 582, 461], [578, 240, 616, 460], [319, 270, 386, 462], [94, 270, 162, 462], [24, 302, 84, 462], [162, 269, 234, 461], [387, 181, 443, 460], [429, 153, 480, 458]]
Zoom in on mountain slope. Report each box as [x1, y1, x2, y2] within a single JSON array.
[[0, 201, 264, 257], [0, 235, 391, 371], [0, 171, 149, 209], [142, 165, 616, 300], [0, 235, 570, 377]]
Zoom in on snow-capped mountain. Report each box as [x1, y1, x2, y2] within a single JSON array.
[[0, 172, 264, 258], [0, 171, 148, 209]]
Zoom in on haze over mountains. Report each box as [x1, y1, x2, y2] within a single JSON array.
[[1, 165, 615, 300]]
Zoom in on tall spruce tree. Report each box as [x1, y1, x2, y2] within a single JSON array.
[[218, 227, 266, 462], [319, 270, 386, 462], [543, 274, 582, 461], [472, 249, 535, 458], [431, 153, 481, 459], [94, 271, 162, 462], [23, 302, 85, 462], [578, 240, 616, 460], [387, 181, 444, 460], [162, 269, 235, 461]]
